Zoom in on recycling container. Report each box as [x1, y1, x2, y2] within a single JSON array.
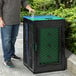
[[23, 15, 67, 73]]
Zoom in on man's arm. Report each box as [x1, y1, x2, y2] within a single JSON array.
[[0, 0, 5, 27], [21, 0, 35, 13], [0, 0, 3, 17]]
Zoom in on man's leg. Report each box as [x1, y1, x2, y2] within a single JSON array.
[[11, 24, 21, 59], [1, 25, 13, 61], [1, 25, 15, 67], [11, 24, 19, 55]]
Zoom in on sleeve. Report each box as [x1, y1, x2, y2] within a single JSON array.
[[0, 0, 3, 17], [21, 0, 28, 7]]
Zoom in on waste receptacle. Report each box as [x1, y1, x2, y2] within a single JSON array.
[[23, 15, 67, 73]]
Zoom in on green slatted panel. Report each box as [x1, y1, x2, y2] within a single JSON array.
[[39, 28, 59, 64]]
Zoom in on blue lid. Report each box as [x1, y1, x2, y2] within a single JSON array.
[[23, 15, 64, 21]]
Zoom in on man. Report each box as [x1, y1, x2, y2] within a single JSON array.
[[0, 0, 35, 67]]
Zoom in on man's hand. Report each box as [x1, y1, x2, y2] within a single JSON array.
[[0, 17, 5, 27], [28, 8, 35, 14], [26, 5, 35, 14]]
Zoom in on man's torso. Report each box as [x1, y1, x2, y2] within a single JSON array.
[[3, 0, 22, 25]]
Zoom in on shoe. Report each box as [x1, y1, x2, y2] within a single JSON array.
[[4, 60, 15, 68], [12, 55, 21, 60]]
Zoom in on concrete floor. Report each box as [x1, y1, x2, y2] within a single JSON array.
[[0, 25, 74, 76]]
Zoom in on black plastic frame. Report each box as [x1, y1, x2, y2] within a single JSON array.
[[23, 18, 67, 73]]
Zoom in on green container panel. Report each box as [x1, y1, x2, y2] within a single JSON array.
[[39, 28, 59, 64]]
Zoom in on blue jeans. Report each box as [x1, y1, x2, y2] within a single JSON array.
[[1, 24, 19, 61]]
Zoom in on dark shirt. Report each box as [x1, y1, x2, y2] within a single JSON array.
[[0, 0, 28, 25]]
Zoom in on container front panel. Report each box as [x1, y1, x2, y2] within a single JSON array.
[[38, 28, 59, 64]]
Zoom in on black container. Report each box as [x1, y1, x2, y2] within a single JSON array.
[[23, 15, 67, 73]]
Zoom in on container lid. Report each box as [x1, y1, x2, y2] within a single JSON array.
[[23, 15, 64, 21]]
